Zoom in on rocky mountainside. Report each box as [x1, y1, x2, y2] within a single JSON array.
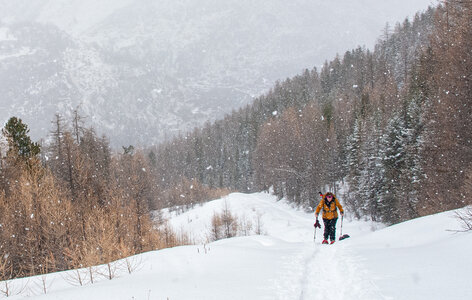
[[0, 0, 432, 147]]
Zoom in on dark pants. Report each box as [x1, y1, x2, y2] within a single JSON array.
[[323, 218, 338, 241]]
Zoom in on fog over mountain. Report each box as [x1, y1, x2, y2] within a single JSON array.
[[0, 0, 433, 147]]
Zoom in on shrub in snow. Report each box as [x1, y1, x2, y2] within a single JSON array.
[[455, 206, 472, 231]]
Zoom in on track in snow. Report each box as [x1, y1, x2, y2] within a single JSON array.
[[170, 193, 385, 300], [240, 195, 386, 300]]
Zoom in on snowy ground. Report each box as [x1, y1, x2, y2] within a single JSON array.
[[6, 192, 472, 299]]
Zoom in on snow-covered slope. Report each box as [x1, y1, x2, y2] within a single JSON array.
[[7, 192, 472, 300], [0, 0, 433, 147]]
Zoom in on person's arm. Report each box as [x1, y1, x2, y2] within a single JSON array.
[[336, 198, 344, 216], [315, 200, 323, 218]]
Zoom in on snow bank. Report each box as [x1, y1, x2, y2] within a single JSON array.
[[6, 192, 471, 300], [346, 210, 472, 299]]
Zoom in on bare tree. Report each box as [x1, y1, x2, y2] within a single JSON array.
[[455, 206, 472, 231]]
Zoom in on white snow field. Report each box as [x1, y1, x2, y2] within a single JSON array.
[[6, 192, 472, 300]]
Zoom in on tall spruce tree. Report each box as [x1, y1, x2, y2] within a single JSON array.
[[2, 117, 40, 161]]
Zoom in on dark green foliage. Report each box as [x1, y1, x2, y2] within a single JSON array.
[[2, 117, 40, 160], [123, 145, 135, 155], [148, 150, 157, 167]]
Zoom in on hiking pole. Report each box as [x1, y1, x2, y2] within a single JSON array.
[[314, 222, 317, 242], [339, 215, 350, 241], [313, 192, 323, 243]]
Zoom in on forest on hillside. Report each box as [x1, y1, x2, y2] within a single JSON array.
[[0, 115, 194, 281], [150, 1, 471, 224], [0, 0, 470, 281]]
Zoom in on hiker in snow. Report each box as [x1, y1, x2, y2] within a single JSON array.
[[315, 192, 344, 244]]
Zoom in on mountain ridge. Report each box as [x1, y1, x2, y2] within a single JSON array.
[[0, 0, 432, 147]]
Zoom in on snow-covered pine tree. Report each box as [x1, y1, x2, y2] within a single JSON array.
[[344, 118, 363, 219], [379, 114, 407, 223], [358, 112, 385, 221]]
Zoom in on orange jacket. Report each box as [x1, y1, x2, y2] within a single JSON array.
[[315, 194, 344, 220]]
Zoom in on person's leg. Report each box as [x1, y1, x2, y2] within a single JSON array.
[[322, 218, 329, 241], [329, 218, 338, 241]]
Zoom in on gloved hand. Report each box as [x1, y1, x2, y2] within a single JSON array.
[[314, 219, 321, 228]]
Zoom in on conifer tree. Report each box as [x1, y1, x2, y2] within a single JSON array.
[[2, 117, 40, 161], [344, 118, 363, 218]]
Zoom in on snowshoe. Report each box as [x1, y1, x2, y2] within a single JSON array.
[[322, 239, 329, 244], [330, 240, 335, 244]]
